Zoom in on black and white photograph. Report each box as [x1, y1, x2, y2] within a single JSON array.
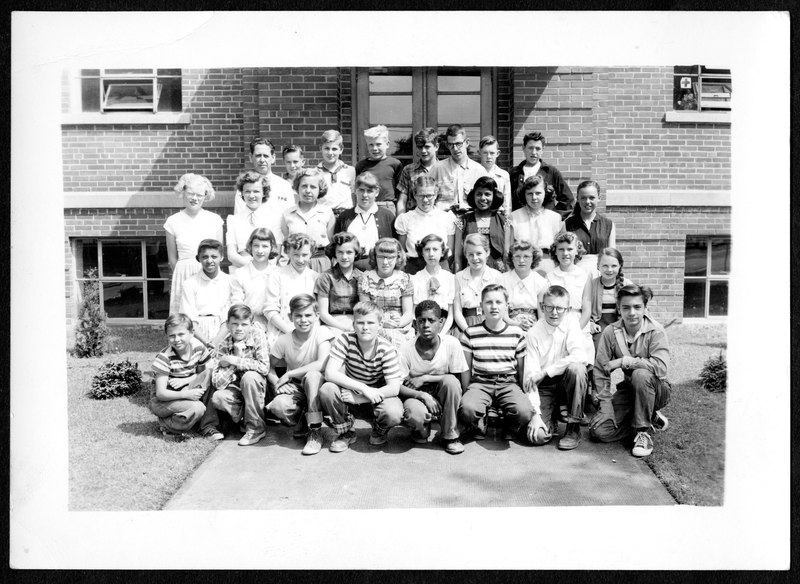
[[10, 10, 789, 570]]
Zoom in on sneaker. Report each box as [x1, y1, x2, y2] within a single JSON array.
[[369, 427, 389, 446], [301, 428, 323, 456], [558, 423, 581, 450], [238, 429, 266, 446], [329, 430, 357, 453], [443, 438, 465, 455], [632, 431, 654, 457], [201, 427, 224, 441], [411, 424, 431, 444], [651, 410, 670, 432]]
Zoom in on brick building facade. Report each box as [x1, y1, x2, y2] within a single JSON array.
[[62, 66, 731, 335]]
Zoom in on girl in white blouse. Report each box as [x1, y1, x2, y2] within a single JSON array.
[[509, 175, 562, 275]]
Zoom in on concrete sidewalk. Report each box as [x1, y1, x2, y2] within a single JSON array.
[[164, 419, 675, 510]]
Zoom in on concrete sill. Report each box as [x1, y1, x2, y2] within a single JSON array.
[[664, 110, 731, 124], [62, 112, 191, 126]]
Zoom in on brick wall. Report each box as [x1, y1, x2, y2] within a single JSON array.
[[495, 67, 513, 170], [605, 67, 731, 190]]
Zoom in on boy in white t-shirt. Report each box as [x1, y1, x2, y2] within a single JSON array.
[[398, 300, 469, 455], [266, 294, 335, 456]]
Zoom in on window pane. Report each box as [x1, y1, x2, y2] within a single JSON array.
[[388, 129, 413, 158], [77, 240, 99, 277], [103, 80, 155, 109], [147, 281, 171, 320], [102, 241, 142, 277], [437, 95, 480, 125], [157, 76, 182, 112], [105, 68, 153, 75], [683, 281, 706, 318], [710, 238, 731, 275], [438, 75, 480, 92], [437, 126, 481, 159], [708, 281, 728, 316], [369, 95, 412, 126], [145, 240, 171, 279], [369, 75, 412, 93], [684, 239, 707, 277], [103, 282, 143, 318]]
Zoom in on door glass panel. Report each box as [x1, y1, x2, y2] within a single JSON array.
[[369, 75, 412, 93], [437, 126, 481, 159], [102, 241, 142, 277], [438, 75, 481, 92], [710, 238, 731, 275], [684, 239, 707, 277], [387, 128, 413, 158], [708, 281, 729, 316], [103, 282, 144, 318], [437, 95, 481, 124], [683, 281, 706, 318], [369, 95, 412, 126], [77, 240, 99, 276]]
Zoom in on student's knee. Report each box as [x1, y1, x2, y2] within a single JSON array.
[[240, 371, 266, 391], [630, 369, 657, 391], [318, 382, 339, 405], [588, 415, 617, 442], [439, 375, 462, 398], [566, 362, 588, 380], [303, 371, 323, 390], [176, 401, 205, 424], [403, 399, 428, 430], [459, 395, 481, 423]]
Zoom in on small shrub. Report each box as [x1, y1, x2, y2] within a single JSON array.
[[90, 359, 143, 400], [699, 351, 727, 393], [74, 268, 108, 357]]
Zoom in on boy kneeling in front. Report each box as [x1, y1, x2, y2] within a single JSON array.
[[523, 285, 590, 450], [318, 301, 404, 452]]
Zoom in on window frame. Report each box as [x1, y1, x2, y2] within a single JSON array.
[[74, 238, 172, 325], [673, 65, 732, 112], [683, 236, 731, 319], [73, 68, 182, 115]]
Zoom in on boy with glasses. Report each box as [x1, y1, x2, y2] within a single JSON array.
[[523, 285, 590, 450], [433, 124, 489, 213]]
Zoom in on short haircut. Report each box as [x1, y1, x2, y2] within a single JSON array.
[[466, 176, 503, 210], [415, 299, 442, 319], [506, 239, 543, 270], [235, 170, 269, 201], [550, 231, 586, 264], [355, 171, 380, 191], [249, 137, 275, 155], [320, 129, 344, 147], [478, 135, 499, 150], [617, 284, 654, 307], [414, 127, 439, 147], [415, 233, 449, 260], [326, 231, 362, 260], [292, 168, 329, 198], [412, 174, 438, 199], [284, 232, 315, 254], [598, 247, 626, 292], [364, 125, 389, 141], [289, 293, 318, 315], [164, 313, 193, 334], [542, 284, 570, 304], [245, 227, 279, 259], [174, 173, 216, 202], [445, 124, 466, 139], [481, 283, 508, 303], [522, 131, 546, 147], [353, 300, 384, 321], [196, 238, 223, 256], [369, 237, 407, 271], [282, 144, 304, 158], [463, 232, 490, 253], [227, 303, 253, 321]]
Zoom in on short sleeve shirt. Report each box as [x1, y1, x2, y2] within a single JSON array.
[[151, 337, 212, 395], [411, 268, 455, 308], [163, 209, 223, 261], [394, 208, 456, 258], [461, 322, 526, 378], [358, 270, 413, 316], [314, 265, 363, 315], [281, 205, 333, 249], [397, 334, 469, 379], [329, 332, 402, 386], [271, 324, 336, 371]]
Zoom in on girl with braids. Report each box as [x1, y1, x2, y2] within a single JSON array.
[[588, 247, 633, 349]]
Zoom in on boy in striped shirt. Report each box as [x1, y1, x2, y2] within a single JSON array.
[[459, 284, 534, 442], [318, 301, 404, 453]]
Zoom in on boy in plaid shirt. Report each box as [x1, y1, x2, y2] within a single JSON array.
[[200, 304, 271, 446]]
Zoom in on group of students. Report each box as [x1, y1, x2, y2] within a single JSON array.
[[150, 124, 671, 459]]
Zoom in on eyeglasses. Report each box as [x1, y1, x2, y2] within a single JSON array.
[[446, 141, 465, 150], [541, 304, 568, 315], [415, 193, 436, 200]]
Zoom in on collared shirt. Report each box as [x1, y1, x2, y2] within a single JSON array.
[[432, 157, 490, 211], [212, 325, 271, 390], [264, 265, 319, 324], [501, 269, 548, 311], [454, 266, 503, 310], [411, 267, 455, 308], [317, 161, 356, 212], [394, 208, 456, 258], [226, 206, 283, 257], [347, 205, 380, 253], [397, 159, 440, 204], [485, 164, 513, 214], [524, 317, 588, 382], [314, 265, 363, 315], [398, 334, 468, 379], [180, 270, 233, 322], [231, 262, 275, 325], [234, 173, 296, 215], [358, 270, 413, 318], [281, 204, 334, 249], [509, 207, 563, 250], [317, 161, 356, 189]]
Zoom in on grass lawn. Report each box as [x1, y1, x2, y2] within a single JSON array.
[[68, 322, 727, 510]]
